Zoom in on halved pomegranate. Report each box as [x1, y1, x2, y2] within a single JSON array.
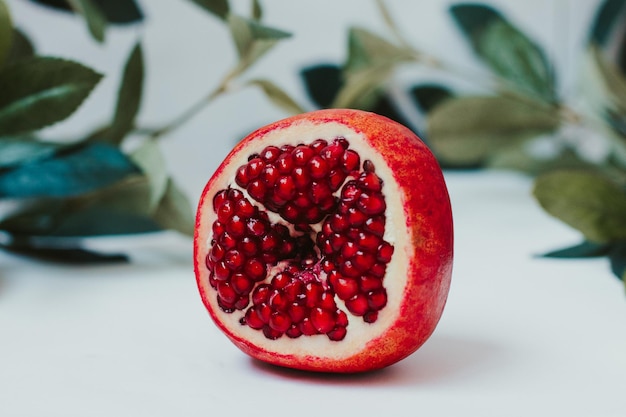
[[194, 109, 453, 373]]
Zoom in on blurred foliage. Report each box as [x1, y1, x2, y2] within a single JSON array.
[[299, 0, 626, 288], [0, 0, 296, 263]]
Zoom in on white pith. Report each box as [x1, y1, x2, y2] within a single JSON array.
[[196, 120, 410, 359]]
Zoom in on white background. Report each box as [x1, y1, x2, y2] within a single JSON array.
[[1, 1, 625, 416]]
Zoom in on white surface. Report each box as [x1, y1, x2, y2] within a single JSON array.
[[1, 1, 625, 416]]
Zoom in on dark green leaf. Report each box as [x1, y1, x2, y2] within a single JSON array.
[[5, 29, 35, 65], [426, 95, 560, 165], [129, 138, 168, 210], [0, 57, 102, 135], [450, 4, 556, 102], [345, 26, 413, 73], [0, 175, 159, 237], [0, 239, 128, 263], [533, 170, 626, 243], [189, 0, 229, 20], [28, 0, 143, 24], [67, 0, 107, 43], [541, 241, 612, 258], [0, 142, 139, 198], [152, 179, 194, 236], [300, 64, 342, 108], [608, 242, 626, 280], [0, 137, 60, 168], [409, 84, 454, 113], [589, 0, 626, 45], [109, 42, 144, 144], [0, 0, 13, 67], [248, 79, 305, 115], [251, 0, 262, 20], [228, 14, 291, 74]]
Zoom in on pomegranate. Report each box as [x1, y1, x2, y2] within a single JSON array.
[[194, 109, 453, 373]]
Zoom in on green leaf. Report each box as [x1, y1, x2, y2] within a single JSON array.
[[0, 142, 139, 198], [541, 241, 612, 258], [109, 42, 144, 144], [585, 45, 626, 115], [0, 57, 102, 136], [0, 137, 61, 168], [228, 14, 291, 73], [0, 175, 159, 237], [248, 79, 305, 115], [67, 0, 107, 43], [345, 26, 413, 74], [608, 242, 626, 280], [409, 84, 454, 113], [0, 0, 13, 67], [251, 0, 262, 20], [590, 0, 626, 45], [129, 138, 168, 211], [426, 95, 560, 165], [152, 179, 194, 236], [28, 0, 143, 24], [533, 170, 626, 243], [450, 4, 556, 102], [300, 63, 342, 108], [331, 64, 392, 109], [0, 239, 129, 264], [189, 0, 229, 20], [5, 29, 35, 65]]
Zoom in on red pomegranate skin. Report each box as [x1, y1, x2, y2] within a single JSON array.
[[194, 109, 453, 373]]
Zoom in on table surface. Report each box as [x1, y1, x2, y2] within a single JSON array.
[[1, 170, 625, 417], [2, 1, 624, 415]]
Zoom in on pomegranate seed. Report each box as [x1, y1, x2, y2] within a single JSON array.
[[280, 204, 299, 223], [217, 296, 235, 313], [288, 302, 307, 323], [260, 165, 279, 186], [364, 311, 378, 323], [377, 242, 394, 262], [269, 290, 289, 311], [292, 145, 314, 165], [271, 272, 292, 289], [308, 155, 329, 179], [261, 146, 281, 162], [246, 158, 265, 178], [244, 258, 266, 281], [335, 137, 349, 149], [327, 326, 347, 341], [226, 215, 245, 237], [217, 282, 237, 304], [235, 199, 255, 217], [341, 241, 358, 258], [370, 263, 387, 278], [310, 307, 336, 334], [260, 233, 279, 252], [213, 190, 228, 211], [340, 260, 360, 278], [252, 284, 271, 305], [247, 180, 266, 200], [212, 221, 225, 236], [231, 273, 253, 295], [263, 326, 282, 340], [292, 167, 310, 189], [276, 153, 294, 173], [237, 237, 257, 257], [310, 139, 327, 153], [359, 275, 382, 291], [341, 149, 360, 173], [357, 193, 386, 215], [234, 296, 249, 310], [336, 310, 348, 327], [244, 309, 264, 329], [209, 244, 225, 262], [224, 249, 245, 270], [341, 181, 361, 202], [275, 176, 296, 200], [358, 171, 382, 192], [368, 288, 388, 310], [329, 273, 358, 300], [353, 251, 376, 272], [269, 311, 292, 333], [328, 170, 346, 191], [345, 293, 368, 316], [320, 292, 336, 310], [364, 216, 385, 236], [358, 232, 381, 252], [235, 166, 249, 187], [246, 218, 267, 237], [256, 303, 271, 323], [304, 282, 323, 308], [299, 318, 317, 336], [347, 207, 367, 226], [213, 261, 230, 281], [216, 200, 234, 223], [320, 144, 343, 168], [285, 325, 302, 338], [363, 159, 375, 172]]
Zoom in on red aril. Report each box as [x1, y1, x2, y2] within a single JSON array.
[[194, 109, 453, 373]]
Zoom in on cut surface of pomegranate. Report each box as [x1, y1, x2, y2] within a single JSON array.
[[194, 109, 453, 373]]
